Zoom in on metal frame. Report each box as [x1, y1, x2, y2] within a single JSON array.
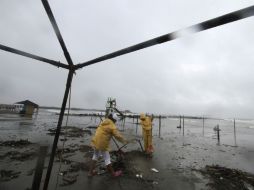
[[0, 1, 254, 189]]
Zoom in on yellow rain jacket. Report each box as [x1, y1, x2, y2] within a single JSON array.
[[140, 116, 152, 131], [140, 116, 153, 153], [91, 118, 126, 151]]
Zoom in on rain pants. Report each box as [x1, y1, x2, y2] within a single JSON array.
[[140, 116, 153, 153], [91, 118, 126, 151]]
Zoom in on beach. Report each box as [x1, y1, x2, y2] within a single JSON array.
[[0, 109, 254, 190]]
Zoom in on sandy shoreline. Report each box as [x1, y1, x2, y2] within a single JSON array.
[[0, 110, 254, 190]]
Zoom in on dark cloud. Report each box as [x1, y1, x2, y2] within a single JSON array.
[[1, 0, 254, 118]]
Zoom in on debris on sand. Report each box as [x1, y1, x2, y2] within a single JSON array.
[[0, 150, 37, 161], [47, 128, 64, 136], [0, 139, 32, 147], [151, 168, 159, 173], [57, 147, 78, 154], [199, 165, 254, 190], [68, 162, 90, 172], [61, 174, 78, 186], [56, 161, 90, 186], [47, 126, 91, 137], [111, 150, 146, 175], [55, 145, 92, 163], [0, 170, 21, 181], [55, 147, 79, 161], [57, 160, 90, 174], [79, 145, 93, 153], [26, 169, 35, 176], [86, 125, 98, 129]]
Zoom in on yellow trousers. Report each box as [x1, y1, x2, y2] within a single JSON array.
[[143, 129, 153, 153]]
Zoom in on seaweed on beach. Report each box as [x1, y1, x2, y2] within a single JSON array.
[[200, 165, 254, 190], [47, 126, 91, 137], [0, 139, 32, 147], [0, 170, 21, 181], [79, 145, 93, 153], [0, 150, 37, 161]]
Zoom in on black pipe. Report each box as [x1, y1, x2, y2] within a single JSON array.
[[159, 115, 161, 138], [0, 44, 68, 69], [217, 125, 220, 143], [136, 116, 138, 134], [202, 117, 205, 136], [75, 5, 254, 70], [182, 115, 185, 136], [234, 119, 237, 146], [41, 0, 74, 66], [179, 115, 181, 128], [43, 70, 74, 190], [123, 116, 125, 131]]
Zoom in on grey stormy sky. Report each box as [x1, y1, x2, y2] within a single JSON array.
[[1, 0, 254, 118]]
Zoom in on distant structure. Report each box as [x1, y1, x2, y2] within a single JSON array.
[[0, 103, 24, 114], [105, 97, 117, 117], [15, 100, 39, 115]]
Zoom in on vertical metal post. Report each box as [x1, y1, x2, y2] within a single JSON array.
[[182, 115, 185, 136], [179, 115, 181, 128], [159, 115, 161, 138], [217, 124, 220, 144], [202, 116, 204, 136], [43, 70, 74, 190], [32, 146, 48, 190], [123, 116, 126, 131], [234, 118, 237, 146], [136, 115, 138, 134]]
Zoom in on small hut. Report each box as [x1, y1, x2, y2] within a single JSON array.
[[16, 100, 39, 115]]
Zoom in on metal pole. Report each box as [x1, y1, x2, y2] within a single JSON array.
[[217, 125, 220, 144], [234, 118, 237, 146], [180, 115, 181, 128], [137, 139, 144, 152], [43, 70, 74, 190], [32, 146, 48, 190], [202, 116, 205, 136], [0, 44, 69, 69], [41, 0, 74, 66], [183, 115, 185, 136], [136, 116, 138, 134], [75, 5, 254, 70], [123, 116, 126, 131], [159, 115, 161, 138]]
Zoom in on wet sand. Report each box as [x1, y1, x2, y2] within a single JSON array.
[[0, 110, 254, 190]]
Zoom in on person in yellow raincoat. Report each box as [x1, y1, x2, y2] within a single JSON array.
[[88, 113, 127, 177], [140, 113, 154, 154]]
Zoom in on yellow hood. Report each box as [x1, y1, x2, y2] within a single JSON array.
[[91, 119, 126, 151]]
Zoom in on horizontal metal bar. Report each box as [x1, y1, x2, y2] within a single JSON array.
[[75, 5, 254, 69], [41, 0, 74, 66], [0, 44, 69, 69]]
